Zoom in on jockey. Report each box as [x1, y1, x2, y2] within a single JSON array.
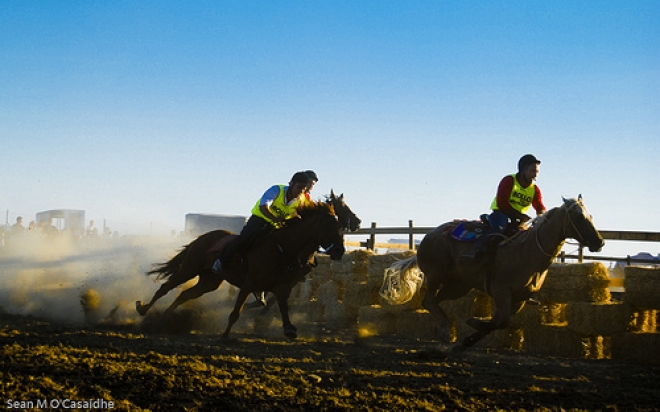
[[246, 169, 321, 308], [212, 171, 311, 275], [463, 154, 546, 261]]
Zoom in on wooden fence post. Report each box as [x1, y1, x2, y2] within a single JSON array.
[[408, 220, 415, 250], [368, 222, 376, 250]]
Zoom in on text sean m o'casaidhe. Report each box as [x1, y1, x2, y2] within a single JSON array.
[[7, 399, 115, 409]]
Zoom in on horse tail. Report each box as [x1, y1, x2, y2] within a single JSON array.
[[147, 243, 191, 281], [379, 255, 424, 305]]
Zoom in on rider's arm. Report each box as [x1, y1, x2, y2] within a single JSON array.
[[532, 186, 546, 215], [258, 204, 284, 223], [494, 175, 514, 212]]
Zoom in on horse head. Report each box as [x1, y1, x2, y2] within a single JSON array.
[[298, 202, 346, 260], [561, 195, 605, 253], [327, 189, 361, 232]]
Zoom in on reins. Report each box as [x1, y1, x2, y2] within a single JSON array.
[[534, 200, 586, 258]]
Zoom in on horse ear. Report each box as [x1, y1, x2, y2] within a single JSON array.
[[578, 194, 583, 202], [562, 196, 567, 203], [340, 193, 344, 200], [330, 189, 336, 198]]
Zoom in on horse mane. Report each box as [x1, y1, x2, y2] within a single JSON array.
[[298, 201, 335, 219]]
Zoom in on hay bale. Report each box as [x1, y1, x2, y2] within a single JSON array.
[[537, 262, 611, 303], [540, 302, 567, 325], [342, 282, 373, 308], [316, 281, 341, 305], [628, 309, 658, 333], [566, 301, 633, 336], [324, 301, 357, 330], [358, 305, 397, 335], [509, 304, 541, 329], [332, 249, 373, 281], [477, 327, 524, 351], [471, 292, 492, 318], [395, 309, 445, 340], [624, 266, 660, 309], [610, 332, 660, 365], [523, 324, 585, 358]]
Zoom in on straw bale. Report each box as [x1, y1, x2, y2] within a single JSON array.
[[316, 281, 340, 305], [304, 300, 324, 323], [358, 305, 397, 335], [508, 304, 541, 329], [623, 266, 660, 309], [291, 281, 313, 305], [610, 332, 660, 365], [440, 294, 475, 320], [324, 301, 357, 330], [342, 282, 374, 308], [540, 302, 567, 325], [477, 327, 525, 351], [523, 324, 585, 358], [537, 262, 611, 303], [331, 249, 372, 281], [582, 336, 611, 360], [565, 301, 633, 336], [471, 292, 492, 318], [395, 309, 446, 340], [628, 309, 658, 333]]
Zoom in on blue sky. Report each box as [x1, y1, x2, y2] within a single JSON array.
[[1, 1, 658, 258]]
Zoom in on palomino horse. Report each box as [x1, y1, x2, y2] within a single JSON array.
[[136, 201, 346, 340], [386, 196, 604, 352]]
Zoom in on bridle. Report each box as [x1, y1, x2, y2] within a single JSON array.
[[535, 201, 589, 258]]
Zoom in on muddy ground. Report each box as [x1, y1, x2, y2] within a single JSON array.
[[2, 307, 659, 412]]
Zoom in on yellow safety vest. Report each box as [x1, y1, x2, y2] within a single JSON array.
[[252, 185, 304, 227], [491, 174, 536, 214]]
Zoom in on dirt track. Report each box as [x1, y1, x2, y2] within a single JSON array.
[[2, 309, 659, 412]]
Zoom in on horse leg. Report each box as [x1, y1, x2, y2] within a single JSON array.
[[136, 281, 179, 316], [422, 273, 471, 344], [221, 288, 251, 341], [275, 290, 296, 339], [466, 288, 513, 332], [163, 275, 223, 316], [452, 329, 491, 354]]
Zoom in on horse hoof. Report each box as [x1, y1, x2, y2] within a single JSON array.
[[136, 301, 147, 316], [284, 325, 298, 340]]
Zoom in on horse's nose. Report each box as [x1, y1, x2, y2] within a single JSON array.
[[589, 239, 605, 253]]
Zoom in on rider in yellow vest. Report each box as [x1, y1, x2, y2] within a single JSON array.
[[247, 170, 320, 308], [212, 172, 311, 274], [464, 154, 546, 260]]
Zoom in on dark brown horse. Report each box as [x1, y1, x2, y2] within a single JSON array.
[[136, 196, 354, 340], [384, 196, 604, 352]]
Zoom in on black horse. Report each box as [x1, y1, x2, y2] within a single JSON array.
[[136, 197, 357, 339]]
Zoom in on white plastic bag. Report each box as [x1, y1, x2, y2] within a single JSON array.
[[379, 259, 424, 305]]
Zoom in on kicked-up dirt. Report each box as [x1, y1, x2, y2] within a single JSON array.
[[2, 308, 659, 412]]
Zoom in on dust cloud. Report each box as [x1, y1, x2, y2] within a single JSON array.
[[0, 232, 244, 332]]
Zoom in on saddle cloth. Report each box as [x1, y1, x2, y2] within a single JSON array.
[[448, 221, 486, 243]]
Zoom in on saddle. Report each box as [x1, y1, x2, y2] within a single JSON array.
[[448, 214, 523, 243], [448, 215, 490, 242]]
